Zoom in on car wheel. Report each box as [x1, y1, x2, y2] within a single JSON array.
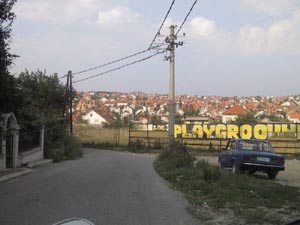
[[267, 171, 278, 179], [232, 162, 239, 174]]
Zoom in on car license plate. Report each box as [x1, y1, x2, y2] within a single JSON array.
[[257, 157, 270, 162]]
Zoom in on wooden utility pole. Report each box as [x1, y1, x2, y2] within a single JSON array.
[[68, 70, 73, 135], [62, 73, 70, 128]]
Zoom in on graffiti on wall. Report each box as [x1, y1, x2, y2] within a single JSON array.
[[174, 124, 300, 140]]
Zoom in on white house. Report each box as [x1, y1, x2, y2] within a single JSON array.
[[82, 110, 108, 125], [222, 105, 248, 124], [122, 106, 133, 115], [287, 113, 300, 123], [121, 106, 133, 119]]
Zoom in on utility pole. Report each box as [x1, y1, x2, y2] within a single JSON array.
[[62, 73, 70, 128], [165, 25, 183, 149], [168, 25, 176, 148], [68, 70, 73, 135]]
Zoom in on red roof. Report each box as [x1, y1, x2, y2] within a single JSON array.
[[94, 109, 114, 122], [289, 113, 300, 119], [223, 105, 248, 115]]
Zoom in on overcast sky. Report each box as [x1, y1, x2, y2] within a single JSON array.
[[10, 0, 300, 96]]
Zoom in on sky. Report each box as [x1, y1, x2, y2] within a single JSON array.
[[10, 0, 300, 97]]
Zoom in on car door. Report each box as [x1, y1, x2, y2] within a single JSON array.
[[221, 140, 235, 167]]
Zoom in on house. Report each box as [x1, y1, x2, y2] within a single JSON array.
[[183, 116, 213, 125], [222, 105, 248, 123], [82, 109, 112, 126], [121, 106, 134, 119], [287, 113, 300, 123]]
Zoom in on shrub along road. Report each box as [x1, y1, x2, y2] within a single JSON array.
[[0, 149, 200, 225], [197, 156, 300, 188]]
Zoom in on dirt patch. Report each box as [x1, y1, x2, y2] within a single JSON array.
[[277, 159, 300, 187], [197, 156, 300, 188]]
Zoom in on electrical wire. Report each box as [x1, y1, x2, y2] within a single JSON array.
[[60, 1, 299, 81], [59, 0, 173, 81], [59, 44, 167, 80], [71, 44, 165, 77], [59, 74, 68, 79], [176, 0, 198, 36], [73, 50, 167, 84], [148, 0, 176, 50]]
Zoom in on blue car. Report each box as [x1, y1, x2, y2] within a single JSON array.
[[218, 139, 285, 179]]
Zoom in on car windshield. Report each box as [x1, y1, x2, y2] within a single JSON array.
[[238, 140, 273, 152]]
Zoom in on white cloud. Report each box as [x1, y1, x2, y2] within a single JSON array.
[[267, 16, 300, 54], [97, 7, 140, 26], [14, 0, 103, 24], [237, 25, 267, 54], [189, 17, 216, 37], [187, 14, 300, 55], [236, 0, 299, 15], [236, 15, 300, 55]]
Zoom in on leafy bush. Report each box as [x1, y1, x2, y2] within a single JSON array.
[[196, 160, 221, 182], [152, 140, 163, 150], [127, 139, 147, 153], [64, 135, 83, 159], [47, 134, 83, 162], [159, 149, 193, 168], [157, 142, 195, 171], [50, 148, 66, 162]]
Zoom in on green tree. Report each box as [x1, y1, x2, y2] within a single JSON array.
[[0, 0, 18, 114], [175, 114, 183, 124], [17, 70, 66, 157], [234, 113, 258, 125], [151, 116, 164, 125]]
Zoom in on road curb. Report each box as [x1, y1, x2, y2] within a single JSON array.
[[0, 168, 33, 183], [28, 159, 53, 168]]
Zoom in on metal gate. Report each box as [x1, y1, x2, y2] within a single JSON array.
[[6, 133, 13, 168]]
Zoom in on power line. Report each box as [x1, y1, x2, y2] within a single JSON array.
[[176, 0, 198, 36], [58, 44, 165, 80], [148, 0, 176, 50], [60, 1, 175, 81], [73, 50, 166, 84], [59, 74, 68, 79], [71, 44, 165, 77]]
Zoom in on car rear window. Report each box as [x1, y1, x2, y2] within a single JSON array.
[[239, 140, 273, 152]]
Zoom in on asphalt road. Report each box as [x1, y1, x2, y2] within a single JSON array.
[[0, 149, 200, 225]]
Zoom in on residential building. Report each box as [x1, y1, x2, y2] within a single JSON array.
[[222, 105, 248, 123]]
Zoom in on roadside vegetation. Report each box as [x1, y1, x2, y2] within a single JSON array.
[[154, 145, 300, 225], [82, 141, 126, 152], [0, 1, 82, 162], [83, 139, 164, 153]]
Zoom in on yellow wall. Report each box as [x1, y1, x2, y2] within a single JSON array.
[[174, 123, 300, 140], [74, 125, 129, 146], [73, 124, 300, 154]]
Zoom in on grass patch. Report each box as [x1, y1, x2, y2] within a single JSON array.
[[154, 149, 300, 225], [127, 139, 148, 153]]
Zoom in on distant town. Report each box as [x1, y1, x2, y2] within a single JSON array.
[[73, 91, 300, 126]]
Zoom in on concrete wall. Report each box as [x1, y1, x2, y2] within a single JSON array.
[[19, 127, 44, 166], [20, 147, 44, 165]]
